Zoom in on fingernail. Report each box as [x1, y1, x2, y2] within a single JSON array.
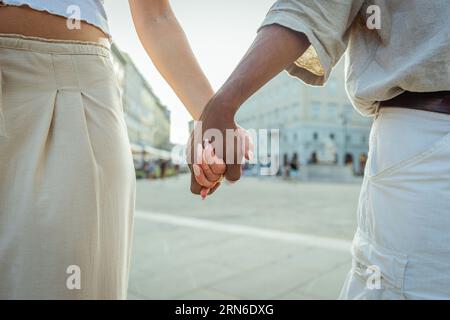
[[201, 188, 209, 200], [193, 164, 201, 177]]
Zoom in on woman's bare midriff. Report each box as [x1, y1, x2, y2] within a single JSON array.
[[0, 5, 109, 44]]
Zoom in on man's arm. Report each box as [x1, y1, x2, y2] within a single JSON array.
[[216, 25, 310, 117], [190, 25, 311, 193], [129, 0, 213, 120]]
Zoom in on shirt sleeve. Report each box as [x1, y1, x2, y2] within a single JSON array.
[[259, 0, 365, 85]]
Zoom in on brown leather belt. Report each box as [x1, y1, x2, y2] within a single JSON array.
[[379, 91, 450, 115]]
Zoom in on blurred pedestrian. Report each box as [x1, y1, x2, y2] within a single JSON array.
[[159, 160, 168, 179], [283, 153, 290, 179], [290, 153, 300, 179], [359, 153, 367, 176], [309, 152, 318, 165]]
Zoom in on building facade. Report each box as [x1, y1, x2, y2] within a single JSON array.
[[111, 44, 171, 162], [236, 61, 372, 173]]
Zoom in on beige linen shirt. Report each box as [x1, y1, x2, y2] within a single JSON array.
[[260, 0, 450, 116]]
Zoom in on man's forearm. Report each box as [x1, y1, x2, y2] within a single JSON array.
[[213, 25, 310, 117]]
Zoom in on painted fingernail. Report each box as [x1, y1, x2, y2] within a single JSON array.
[[201, 188, 209, 200], [193, 164, 201, 177]]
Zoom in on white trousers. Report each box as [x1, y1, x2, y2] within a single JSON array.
[[0, 35, 136, 299], [340, 107, 450, 299]]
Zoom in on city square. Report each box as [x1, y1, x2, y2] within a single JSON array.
[[128, 175, 361, 300]]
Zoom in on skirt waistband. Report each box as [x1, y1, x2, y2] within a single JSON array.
[[0, 33, 110, 57]]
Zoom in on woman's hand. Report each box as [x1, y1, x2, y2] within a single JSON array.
[[192, 129, 253, 199], [192, 145, 226, 199]]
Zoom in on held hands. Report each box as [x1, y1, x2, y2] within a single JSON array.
[[187, 97, 253, 199]]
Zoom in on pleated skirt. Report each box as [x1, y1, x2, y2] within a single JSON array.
[[0, 35, 136, 299]]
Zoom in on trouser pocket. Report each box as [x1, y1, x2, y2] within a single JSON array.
[[340, 229, 408, 300], [367, 110, 450, 180]]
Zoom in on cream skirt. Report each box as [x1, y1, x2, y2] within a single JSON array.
[[0, 35, 136, 299]]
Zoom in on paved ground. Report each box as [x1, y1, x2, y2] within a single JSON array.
[[128, 174, 362, 300]]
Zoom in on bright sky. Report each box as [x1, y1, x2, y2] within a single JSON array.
[[104, 0, 275, 144]]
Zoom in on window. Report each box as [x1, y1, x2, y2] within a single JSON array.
[[311, 102, 321, 119], [327, 103, 338, 120], [342, 105, 354, 122]]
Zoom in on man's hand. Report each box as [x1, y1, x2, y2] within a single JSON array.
[[188, 96, 249, 195]]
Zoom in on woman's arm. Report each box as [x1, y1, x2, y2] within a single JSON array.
[[128, 0, 213, 120], [129, 0, 226, 198]]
